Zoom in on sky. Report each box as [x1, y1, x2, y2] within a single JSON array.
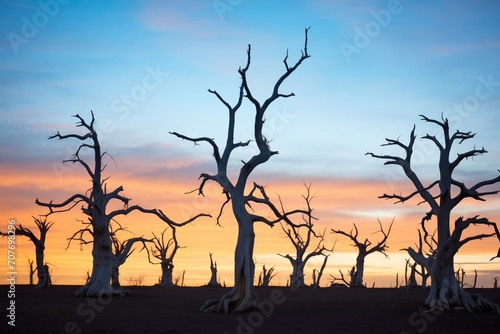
[[1, 0, 500, 288]]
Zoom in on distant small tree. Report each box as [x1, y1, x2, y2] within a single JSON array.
[[128, 274, 146, 287], [331, 219, 393, 287], [278, 184, 333, 288], [148, 226, 183, 287], [206, 253, 222, 287], [27, 258, 36, 286], [312, 254, 329, 288], [109, 223, 152, 288], [402, 228, 433, 289], [1, 217, 53, 288], [367, 114, 500, 313], [257, 265, 277, 287]]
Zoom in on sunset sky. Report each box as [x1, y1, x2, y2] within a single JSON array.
[[1, 0, 500, 288]]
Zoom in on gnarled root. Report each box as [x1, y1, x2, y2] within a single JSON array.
[[426, 287, 500, 314], [201, 286, 258, 313], [75, 283, 131, 298]]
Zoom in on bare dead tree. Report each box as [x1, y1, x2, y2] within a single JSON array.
[[257, 265, 277, 287], [206, 253, 222, 287], [312, 254, 329, 288], [109, 223, 152, 288], [278, 184, 333, 288], [36, 112, 209, 297], [404, 258, 419, 290], [1, 217, 53, 288], [147, 226, 183, 287], [402, 228, 434, 289], [175, 270, 186, 287], [128, 274, 146, 286], [171, 28, 311, 313], [67, 220, 153, 288], [27, 258, 36, 286], [331, 219, 393, 287], [367, 114, 500, 313]]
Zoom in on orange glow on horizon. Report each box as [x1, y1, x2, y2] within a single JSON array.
[[1, 162, 500, 288]]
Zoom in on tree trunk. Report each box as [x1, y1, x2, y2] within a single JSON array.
[[352, 254, 365, 287], [157, 261, 175, 287], [35, 244, 50, 288], [76, 222, 128, 297], [207, 253, 221, 287], [412, 249, 500, 313], [200, 210, 258, 313], [111, 266, 120, 288], [290, 261, 305, 288]]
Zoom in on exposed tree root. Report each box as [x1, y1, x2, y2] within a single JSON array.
[[425, 286, 500, 314], [200, 286, 258, 313], [75, 282, 131, 298]]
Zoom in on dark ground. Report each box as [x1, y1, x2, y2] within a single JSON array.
[[1, 285, 499, 333]]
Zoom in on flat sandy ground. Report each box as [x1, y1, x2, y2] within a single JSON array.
[[1, 285, 499, 333]]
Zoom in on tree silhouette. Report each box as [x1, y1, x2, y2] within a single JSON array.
[[257, 265, 277, 287], [367, 114, 500, 313], [206, 253, 222, 287], [66, 220, 152, 288], [331, 219, 393, 287], [1, 217, 53, 287], [147, 226, 183, 287], [36, 112, 209, 297], [278, 184, 332, 288], [402, 227, 433, 289], [171, 28, 311, 313], [109, 223, 152, 288], [311, 254, 329, 288]]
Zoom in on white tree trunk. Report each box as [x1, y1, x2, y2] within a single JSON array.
[[76, 222, 129, 297], [201, 210, 258, 313], [35, 244, 50, 288], [157, 262, 174, 287], [352, 255, 365, 287], [290, 262, 305, 288]]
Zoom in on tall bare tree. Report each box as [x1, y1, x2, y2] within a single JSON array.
[[36, 112, 209, 297], [278, 184, 332, 288], [331, 219, 393, 287], [367, 114, 500, 313], [171, 28, 311, 313], [1, 217, 53, 287], [147, 226, 183, 287]]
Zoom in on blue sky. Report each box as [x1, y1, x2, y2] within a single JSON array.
[[1, 0, 499, 183], [1, 0, 500, 287]]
